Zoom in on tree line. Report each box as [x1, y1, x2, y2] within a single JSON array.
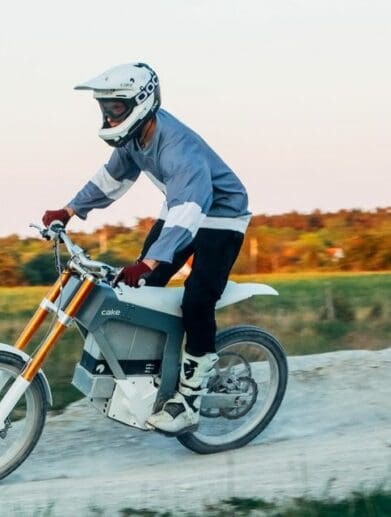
[[0, 208, 390, 286]]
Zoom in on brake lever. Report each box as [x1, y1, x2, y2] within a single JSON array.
[[29, 223, 44, 232], [111, 267, 124, 287], [29, 223, 51, 241], [30, 222, 65, 241]]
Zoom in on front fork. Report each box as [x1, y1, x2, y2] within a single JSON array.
[[0, 272, 95, 429]]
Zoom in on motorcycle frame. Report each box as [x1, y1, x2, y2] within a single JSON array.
[[0, 225, 279, 430], [1, 267, 184, 422]]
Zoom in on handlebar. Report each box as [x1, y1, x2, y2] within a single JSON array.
[[30, 223, 120, 284]]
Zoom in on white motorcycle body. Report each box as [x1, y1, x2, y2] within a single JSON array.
[[71, 280, 278, 430], [114, 280, 278, 317], [0, 224, 288, 480]]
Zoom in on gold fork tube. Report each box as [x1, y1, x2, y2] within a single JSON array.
[[14, 271, 72, 351], [21, 277, 95, 382]]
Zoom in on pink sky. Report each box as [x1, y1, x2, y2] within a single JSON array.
[[1, 0, 390, 236]]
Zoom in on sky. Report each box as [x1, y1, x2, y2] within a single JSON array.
[[1, 0, 390, 237]]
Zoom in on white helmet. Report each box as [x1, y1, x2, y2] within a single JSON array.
[[75, 62, 161, 147]]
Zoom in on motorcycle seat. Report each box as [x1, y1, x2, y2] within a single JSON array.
[[114, 281, 277, 317]]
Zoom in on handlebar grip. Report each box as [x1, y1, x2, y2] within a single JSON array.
[[48, 220, 65, 230], [41, 221, 66, 241]]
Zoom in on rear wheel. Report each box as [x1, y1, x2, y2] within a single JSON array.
[[177, 326, 288, 454], [0, 352, 47, 479]]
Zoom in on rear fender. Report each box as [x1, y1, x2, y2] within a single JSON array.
[[215, 281, 278, 311], [0, 343, 53, 406]]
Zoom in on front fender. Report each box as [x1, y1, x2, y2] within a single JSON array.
[[0, 343, 53, 406]]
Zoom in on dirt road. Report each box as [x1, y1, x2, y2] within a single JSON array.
[[1, 348, 390, 515]]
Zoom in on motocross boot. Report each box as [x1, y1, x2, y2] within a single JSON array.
[[147, 351, 219, 435]]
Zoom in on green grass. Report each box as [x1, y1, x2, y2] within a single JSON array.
[[0, 295, 85, 410], [0, 272, 389, 410], [16, 489, 391, 516], [208, 490, 391, 516], [219, 271, 391, 355], [0, 286, 48, 319]]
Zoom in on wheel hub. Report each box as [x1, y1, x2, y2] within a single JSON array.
[[220, 377, 258, 419], [201, 352, 258, 420]]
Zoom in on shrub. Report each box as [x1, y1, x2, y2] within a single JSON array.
[[21, 253, 64, 285]]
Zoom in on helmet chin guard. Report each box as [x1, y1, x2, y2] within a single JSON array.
[[75, 62, 161, 147]]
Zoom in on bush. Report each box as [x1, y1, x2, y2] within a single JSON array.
[[0, 251, 23, 286], [333, 295, 355, 322], [95, 250, 125, 268], [320, 285, 355, 322], [369, 301, 383, 319], [21, 253, 64, 285]]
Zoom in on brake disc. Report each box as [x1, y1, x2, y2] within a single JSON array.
[[220, 377, 258, 420], [200, 351, 252, 418]]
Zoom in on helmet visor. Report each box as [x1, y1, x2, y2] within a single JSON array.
[[98, 98, 136, 123]]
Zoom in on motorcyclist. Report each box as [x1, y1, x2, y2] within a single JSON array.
[[42, 62, 251, 435]]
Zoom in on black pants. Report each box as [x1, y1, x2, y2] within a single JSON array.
[[139, 220, 244, 356]]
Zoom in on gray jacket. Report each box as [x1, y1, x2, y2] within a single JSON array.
[[68, 109, 251, 263]]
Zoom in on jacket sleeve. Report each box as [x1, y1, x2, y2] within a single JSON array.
[[67, 149, 141, 219], [144, 138, 213, 263]]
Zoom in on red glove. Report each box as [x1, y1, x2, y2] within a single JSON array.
[[113, 262, 152, 288], [42, 209, 71, 228]]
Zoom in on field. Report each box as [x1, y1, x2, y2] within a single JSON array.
[[0, 272, 389, 410], [224, 271, 391, 354]]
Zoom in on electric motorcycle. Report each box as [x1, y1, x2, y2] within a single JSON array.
[[0, 224, 288, 480]]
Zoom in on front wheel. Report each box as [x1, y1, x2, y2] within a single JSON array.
[[177, 326, 288, 454], [0, 352, 47, 480]]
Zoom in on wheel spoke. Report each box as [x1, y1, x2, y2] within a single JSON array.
[[178, 328, 288, 452], [0, 353, 47, 480]]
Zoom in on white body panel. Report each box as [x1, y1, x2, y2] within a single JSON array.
[[107, 377, 158, 430], [0, 343, 53, 406], [114, 281, 278, 317]]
